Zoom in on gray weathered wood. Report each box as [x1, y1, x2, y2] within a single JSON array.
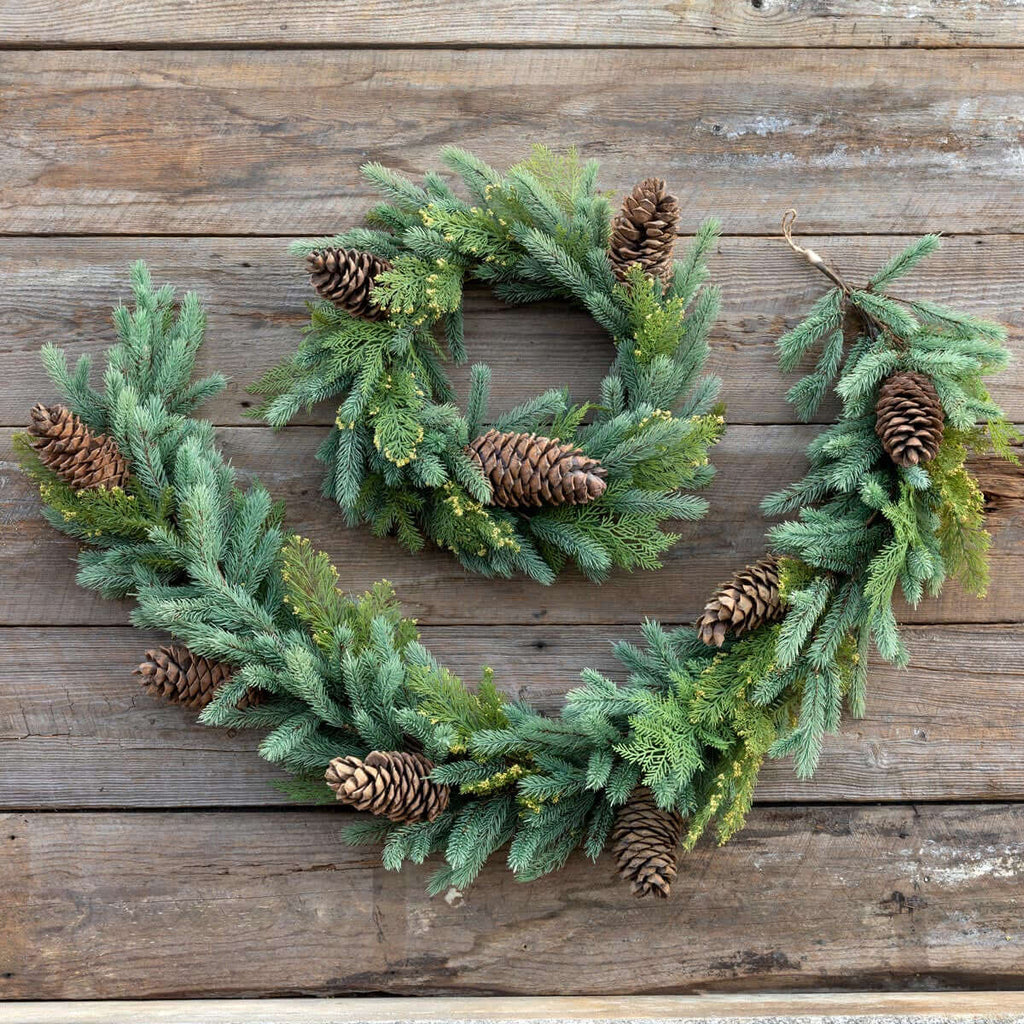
[[2, 804, 1024, 998], [3, 623, 1024, 808], [1, 235, 1021, 429], [5, 6, 1024, 1002], [4, 425, 1022, 627], [9, 992, 1024, 1024], [3, 1, 1023, 48], [5, 49, 1024, 235]]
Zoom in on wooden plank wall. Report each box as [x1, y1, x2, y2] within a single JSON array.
[[2, 1, 1024, 1011]]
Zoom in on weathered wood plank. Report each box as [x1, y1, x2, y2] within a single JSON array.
[[3, 1, 1023, 48], [10, 992, 1024, 1024], [1, 235, 1021, 428], [4, 49, 1024, 235], [3, 425, 1021, 628], [2, 804, 1024, 997], [3, 623, 1024, 808]]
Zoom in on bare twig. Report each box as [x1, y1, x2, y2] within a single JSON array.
[[780, 210, 850, 293], [780, 210, 906, 347]]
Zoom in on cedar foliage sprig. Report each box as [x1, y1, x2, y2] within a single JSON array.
[[249, 147, 724, 584]]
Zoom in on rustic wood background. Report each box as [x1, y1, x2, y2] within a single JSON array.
[[3, 1, 1024, 1010]]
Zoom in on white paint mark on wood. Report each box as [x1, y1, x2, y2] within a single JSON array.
[[900, 841, 1024, 887], [724, 115, 794, 140]]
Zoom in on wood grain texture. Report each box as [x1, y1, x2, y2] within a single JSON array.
[[1, 235, 1022, 428], [3, 1, 1024, 48], [3, 804, 1024, 998], [11, 992, 1024, 1024], [4, 426, 1022, 628], [5, 7, 1024, 1002], [5, 49, 1024, 236], [3, 623, 1024, 808]]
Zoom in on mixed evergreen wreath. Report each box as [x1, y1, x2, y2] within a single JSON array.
[[248, 148, 724, 583], [18, 214, 1017, 901]]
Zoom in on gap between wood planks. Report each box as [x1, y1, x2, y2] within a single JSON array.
[[6, 231, 1023, 239]]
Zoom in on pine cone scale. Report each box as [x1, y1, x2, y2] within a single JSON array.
[[467, 429, 607, 509]]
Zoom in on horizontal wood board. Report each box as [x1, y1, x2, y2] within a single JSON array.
[[3, 0, 1024, 48], [8, 421, 1024, 626], [3, 622, 1024, 807], [5, 49, 1024, 236], [4, 804, 1024, 998], [1, 235, 1022, 428], [4, 425, 1022, 627]]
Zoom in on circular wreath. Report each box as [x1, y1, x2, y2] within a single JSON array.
[[248, 148, 724, 584], [19, 217, 1016, 900]]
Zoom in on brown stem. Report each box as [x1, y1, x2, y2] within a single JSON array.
[[780, 210, 851, 294], [780, 210, 903, 348]]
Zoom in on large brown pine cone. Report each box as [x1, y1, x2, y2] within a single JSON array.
[[306, 247, 393, 321], [466, 429, 608, 509], [611, 787, 683, 899], [27, 403, 130, 491], [696, 555, 784, 647], [135, 645, 260, 711], [875, 371, 945, 467], [608, 178, 680, 285], [325, 751, 450, 824]]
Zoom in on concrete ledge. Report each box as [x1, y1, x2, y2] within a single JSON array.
[[5, 994, 1024, 1024]]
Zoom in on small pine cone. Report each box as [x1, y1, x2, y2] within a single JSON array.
[[466, 429, 608, 509], [306, 247, 392, 321], [135, 645, 259, 711], [608, 177, 680, 285], [611, 787, 683, 899], [697, 555, 784, 648], [875, 371, 945, 468], [26, 403, 130, 491], [325, 751, 449, 824]]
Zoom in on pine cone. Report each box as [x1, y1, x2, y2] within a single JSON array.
[[325, 751, 449, 824], [306, 247, 392, 321], [135, 645, 260, 711], [466, 429, 607, 509], [26, 403, 130, 491], [697, 555, 784, 648], [875, 371, 945, 467], [611, 787, 683, 899], [608, 178, 680, 285]]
